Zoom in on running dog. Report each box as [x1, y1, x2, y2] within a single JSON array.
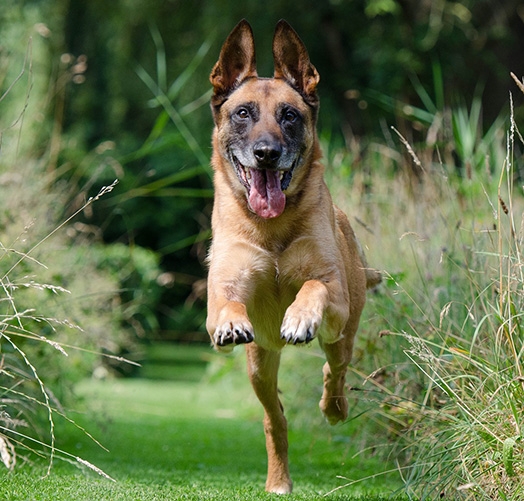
[[206, 19, 379, 493]]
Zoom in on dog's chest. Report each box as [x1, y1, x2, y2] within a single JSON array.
[[246, 271, 296, 350], [243, 242, 318, 349]]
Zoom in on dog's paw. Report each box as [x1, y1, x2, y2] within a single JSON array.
[[266, 479, 293, 494], [280, 306, 322, 345], [319, 394, 348, 425], [213, 320, 254, 352]]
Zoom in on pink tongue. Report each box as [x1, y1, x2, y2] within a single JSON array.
[[248, 168, 286, 218]]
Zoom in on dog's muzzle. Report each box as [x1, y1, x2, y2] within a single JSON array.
[[229, 151, 298, 219]]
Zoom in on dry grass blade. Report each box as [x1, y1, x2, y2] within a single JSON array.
[[391, 126, 425, 172], [0, 39, 32, 104], [0, 331, 57, 474], [0, 425, 114, 481], [0, 436, 15, 470], [1, 180, 118, 281], [0, 384, 109, 453], [510, 72, 524, 95], [75, 457, 116, 482], [3, 327, 141, 367]]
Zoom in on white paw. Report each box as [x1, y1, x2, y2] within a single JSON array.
[[280, 308, 322, 345], [213, 320, 254, 351]]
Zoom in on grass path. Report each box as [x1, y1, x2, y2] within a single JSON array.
[[1, 363, 404, 499]]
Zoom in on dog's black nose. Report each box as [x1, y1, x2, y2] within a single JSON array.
[[253, 141, 282, 165]]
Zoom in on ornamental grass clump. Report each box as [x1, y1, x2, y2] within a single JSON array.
[[319, 73, 524, 499], [393, 82, 524, 499], [0, 179, 119, 475], [0, 41, 129, 477]]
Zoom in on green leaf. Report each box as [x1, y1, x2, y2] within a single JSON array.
[[503, 437, 518, 477]]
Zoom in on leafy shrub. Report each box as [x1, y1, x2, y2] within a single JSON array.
[[0, 36, 162, 472]]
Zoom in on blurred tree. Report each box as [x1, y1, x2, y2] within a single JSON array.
[[3, 0, 522, 342]]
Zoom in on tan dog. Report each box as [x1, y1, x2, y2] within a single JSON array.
[[206, 19, 379, 494]]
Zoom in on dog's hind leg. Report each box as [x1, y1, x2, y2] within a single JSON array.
[[317, 207, 368, 424], [318, 319, 359, 425], [245, 343, 292, 494]]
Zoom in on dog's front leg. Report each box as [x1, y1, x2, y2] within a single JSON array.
[[206, 244, 266, 352], [280, 278, 349, 345], [207, 296, 254, 352], [246, 343, 292, 494]]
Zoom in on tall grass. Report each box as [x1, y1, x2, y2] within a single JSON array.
[[0, 162, 123, 475], [0, 183, 120, 474], [397, 88, 524, 500], [323, 77, 524, 498], [0, 39, 136, 476]]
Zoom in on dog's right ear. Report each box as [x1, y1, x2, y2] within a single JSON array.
[[210, 20, 257, 108]]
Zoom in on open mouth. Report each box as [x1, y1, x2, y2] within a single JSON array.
[[231, 155, 297, 219]]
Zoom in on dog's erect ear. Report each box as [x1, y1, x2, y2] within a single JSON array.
[[210, 20, 257, 104], [273, 20, 319, 104]]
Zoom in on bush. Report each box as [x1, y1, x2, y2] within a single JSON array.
[[0, 37, 162, 472]]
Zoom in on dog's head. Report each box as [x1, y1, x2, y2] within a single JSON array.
[[210, 20, 320, 219]]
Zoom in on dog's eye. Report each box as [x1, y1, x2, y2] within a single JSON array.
[[283, 110, 298, 123], [236, 108, 250, 119]]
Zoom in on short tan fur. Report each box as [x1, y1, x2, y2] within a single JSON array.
[[206, 19, 380, 493]]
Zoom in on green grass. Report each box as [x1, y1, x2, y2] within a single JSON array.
[[137, 343, 211, 381], [1, 359, 404, 500]]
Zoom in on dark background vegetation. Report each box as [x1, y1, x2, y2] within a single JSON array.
[[3, 0, 523, 348]]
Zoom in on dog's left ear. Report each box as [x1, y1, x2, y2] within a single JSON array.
[[273, 20, 319, 105], [210, 19, 257, 107]]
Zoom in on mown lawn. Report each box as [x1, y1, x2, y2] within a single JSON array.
[[1, 347, 404, 500]]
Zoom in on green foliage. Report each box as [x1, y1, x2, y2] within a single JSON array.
[[89, 242, 162, 334], [503, 437, 518, 478], [326, 91, 524, 497], [451, 96, 506, 174], [0, 17, 162, 471]]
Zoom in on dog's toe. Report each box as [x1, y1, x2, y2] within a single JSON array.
[[280, 313, 320, 345], [233, 327, 254, 344], [214, 321, 254, 350], [218, 331, 234, 345]]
